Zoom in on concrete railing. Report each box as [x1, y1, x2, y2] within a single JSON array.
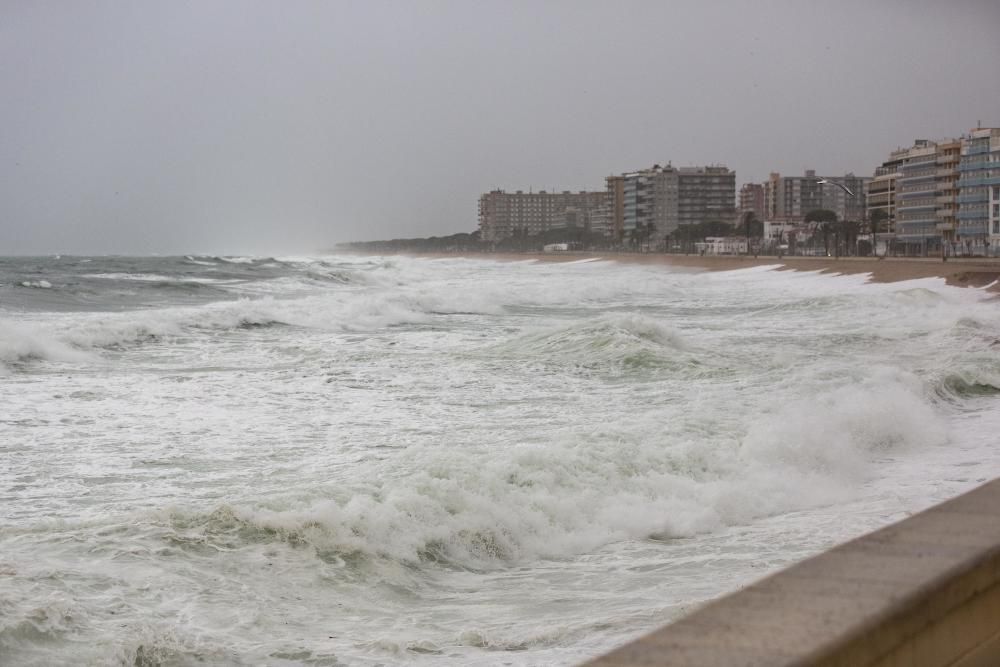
[[582, 478, 1000, 667]]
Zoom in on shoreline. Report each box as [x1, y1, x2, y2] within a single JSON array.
[[391, 251, 1000, 291]]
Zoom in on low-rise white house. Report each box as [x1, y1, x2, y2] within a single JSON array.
[[695, 237, 748, 255]]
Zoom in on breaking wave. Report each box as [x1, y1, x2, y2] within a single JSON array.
[[0, 281, 506, 369], [17, 280, 53, 289], [0, 321, 95, 372], [487, 313, 689, 374], [159, 369, 947, 571]]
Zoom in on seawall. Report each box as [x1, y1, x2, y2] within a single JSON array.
[[582, 478, 1000, 666]]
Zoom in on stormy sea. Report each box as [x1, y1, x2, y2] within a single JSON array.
[[2, 253, 1000, 666]]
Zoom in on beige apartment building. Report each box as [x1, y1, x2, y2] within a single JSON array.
[[477, 189, 607, 242], [605, 175, 625, 240], [739, 183, 765, 222], [936, 139, 961, 252], [871, 137, 964, 256], [606, 163, 735, 242], [865, 151, 903, 236]]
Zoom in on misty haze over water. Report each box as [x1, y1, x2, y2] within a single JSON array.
[[2, 2, 998, 254]]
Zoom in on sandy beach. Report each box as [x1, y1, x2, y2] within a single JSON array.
[[404, 251, 1000, 291]]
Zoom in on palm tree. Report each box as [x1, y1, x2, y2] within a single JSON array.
[[627, 227, 639, 252], [804, 209, 838, 256], [741, 211, 759, 255], [870, 209, 888, 257]]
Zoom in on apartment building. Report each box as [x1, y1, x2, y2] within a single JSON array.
[[613, 165, 676, 240], [478, 189, 607, 242], [957, 127, 1000, 254], [895, 139, 941, 255], [763, 170, 869, 223], [866, 150, 904, 236], [936, 139, 961, 252], [677, 166, 737, 228], [605, 175, 625, 240], [739, 183, 766, 221], [608, 163, 735, 241]]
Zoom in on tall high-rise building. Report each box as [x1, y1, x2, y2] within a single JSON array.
[[763, 170, 869, 223], [866, 150, 905, 236], [608, 163, 735, 241], [739, 183, 765, 221], [605, 175, 625, 241], [895, 139, 941, 254], [870, 136, 968, 256], [676, 166, 737, 228], [478, 189, 607, 242], [935, 139, 961, 252], [957, 127, 1000, 254]]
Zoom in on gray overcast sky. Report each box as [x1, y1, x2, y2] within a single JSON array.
[[2, 0, 999, 255]]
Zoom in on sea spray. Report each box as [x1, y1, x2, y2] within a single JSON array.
[[2, 254, 1000, 666]]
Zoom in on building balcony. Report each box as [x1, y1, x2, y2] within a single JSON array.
[[958, 178, 987, 188], [936, 222, 956, 231], [958, 161, 990, 172], [896, 232, 941, 240], [897, 215, 938, 224], [899, 172, 937, 182], [959, 176, 1000, 188], [957, 211, 988, 221], [957, 193, 989, 203], [963, 144, 990, 156]]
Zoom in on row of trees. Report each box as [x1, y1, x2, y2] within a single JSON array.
[[338, 208, 894, 256], [337, 231, 483, 253]]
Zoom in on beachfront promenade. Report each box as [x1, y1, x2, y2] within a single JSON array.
[[582, 478, 1000, 667]]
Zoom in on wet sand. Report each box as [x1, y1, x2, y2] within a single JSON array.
[[405, 252, 1000, 291]]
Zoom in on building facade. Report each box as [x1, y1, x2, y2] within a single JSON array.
[[866, 150, 904, 237], [936, 139, 961, 253], [478, 189, 607, 242], [739, 183, 766, 222], [608, 163, 735, 242], [957, 127, 1000, 254], [895, 139, 941, 254], [616, 164, 677, 240], [676, 166, 737, 228], [873, 137, 972, 256], [605, 175, 625, 241], [763, 170, 869, 223]]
